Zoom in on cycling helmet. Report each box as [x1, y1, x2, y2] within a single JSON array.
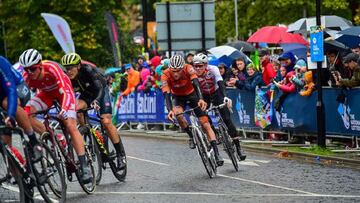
[[193, 53, 208, 64], [61, 53, 82, 66], [19, 49, 42, 67], [169, 55, 185, 70]]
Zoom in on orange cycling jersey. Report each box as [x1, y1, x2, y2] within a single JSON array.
[[161, 64, 197, 96]]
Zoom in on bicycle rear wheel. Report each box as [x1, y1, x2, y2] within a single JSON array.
[[193, 128, 215, 178], [219, 125, 238, 171], [35, 142, 67, 203], [108, 137, 127, 182]]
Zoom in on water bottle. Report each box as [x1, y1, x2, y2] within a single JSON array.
[[56, 134, 68, 154]]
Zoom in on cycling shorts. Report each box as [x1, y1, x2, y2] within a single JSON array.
[[26, 90, 77, 118], [79, 88, 112, 115], [173, 91, 206, 117]]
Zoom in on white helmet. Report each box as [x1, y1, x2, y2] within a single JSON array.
[[169, 54, 185, 70], [19, 49, 42, 68], [193, 53, 208, 64]]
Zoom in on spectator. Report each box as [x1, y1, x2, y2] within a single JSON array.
[[137, 63, 151, 93], [274, 71, 296, 93], [217, 62, 231, 84], [185, 51, 195, 65], [336, 53, 360, 87], [327, 50, 351, 86], [135, 55, 146, 70], [259, 50, 276, 85], [291, 59, 307, 90], [227, 57, 248, 87], [274, 66, 287, 83], [118, 64, 140, 99], [351, 46, 360, 56], [235, 63, 264, 91], [278, 51, 297, 73]]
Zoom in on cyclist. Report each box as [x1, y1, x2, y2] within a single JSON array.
[[60, 53, 126, 170], [19, 48, 92, 184], [193, 53, 246, 161], [161, 54, 224, 166], [0, 55, 42, 161]]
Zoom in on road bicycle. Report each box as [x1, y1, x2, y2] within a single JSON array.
[[77, 108, 127, 184], [207, 103, 239, 171], [0, 108, 66, 203], [177, 107, 217, 178], [35, 103, 96, 195]]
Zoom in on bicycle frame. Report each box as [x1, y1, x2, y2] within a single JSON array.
[[78, 109, 110, 156]]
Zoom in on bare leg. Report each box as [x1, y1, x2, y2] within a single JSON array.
[[101, 114, 120, 144], [63, 118, 85, 155]]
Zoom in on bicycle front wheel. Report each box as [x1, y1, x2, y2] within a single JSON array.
[[0, 150, 26, 203], [219, 125, 238, 171], [75, 131, 96, 194], [193, 128, 215, 178], [34, 142, 67, 203]]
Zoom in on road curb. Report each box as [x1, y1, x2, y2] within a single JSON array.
[[120, 130, 360, 170]]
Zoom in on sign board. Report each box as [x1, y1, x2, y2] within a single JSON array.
[[307, 56, 327, 70], [310, 26, 324, 62], [156, 1, 216, 51]]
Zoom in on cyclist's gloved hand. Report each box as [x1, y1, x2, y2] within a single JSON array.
[[167, 110, 175, 123], [5, 116, 16, 128], [198, 99, 207, 111], [223, 97, 232, 108], [91, 100, 100, 111], [58, 109, 68, 120]]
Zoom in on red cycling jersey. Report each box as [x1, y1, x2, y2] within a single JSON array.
[[24, 61, 75, 112]]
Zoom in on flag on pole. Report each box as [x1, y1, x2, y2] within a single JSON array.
[[41, 13, 75, 54], [105, 12, 122, 67]]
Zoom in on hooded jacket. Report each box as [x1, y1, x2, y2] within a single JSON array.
[[278, 71, 296, 93]]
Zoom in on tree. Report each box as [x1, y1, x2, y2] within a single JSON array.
[[0, 0, 141, 67]]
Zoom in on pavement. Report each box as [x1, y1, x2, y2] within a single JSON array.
[[1, 130, 360, 203]]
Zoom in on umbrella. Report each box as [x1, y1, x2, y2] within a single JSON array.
[[105, 67, 122, 75], [287, 15, 352, 33], [207, 54, 220, 66], [247, 26, 309, 46], [336, 26, 360, 48], [225, 41, 255, 53], [280, 43, 307, 59], [324, 38, 350, 54], [208, 45, 251, 68]]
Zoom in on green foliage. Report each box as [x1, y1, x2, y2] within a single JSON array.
[[215, 0, 352, 45], [0, 0, 141, 67]]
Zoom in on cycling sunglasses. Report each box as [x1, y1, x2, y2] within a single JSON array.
[[64, 65, 78, 71], [194, 64, 205, 69], [24, 64, 41, 73]]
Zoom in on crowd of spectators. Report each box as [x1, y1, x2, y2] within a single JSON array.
[[107, 46, 360, 101], [104, 45, 360, 132]]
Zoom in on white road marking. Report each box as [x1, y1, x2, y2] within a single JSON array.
[[224, 159, 260, 166], [246, 159, 271, 164], [127, 156, 170, 166], [65, 191, 360, 198], [218, 174, 316, 195]]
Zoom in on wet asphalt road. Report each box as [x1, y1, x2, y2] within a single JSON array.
[[2, 135, 360, 203]]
